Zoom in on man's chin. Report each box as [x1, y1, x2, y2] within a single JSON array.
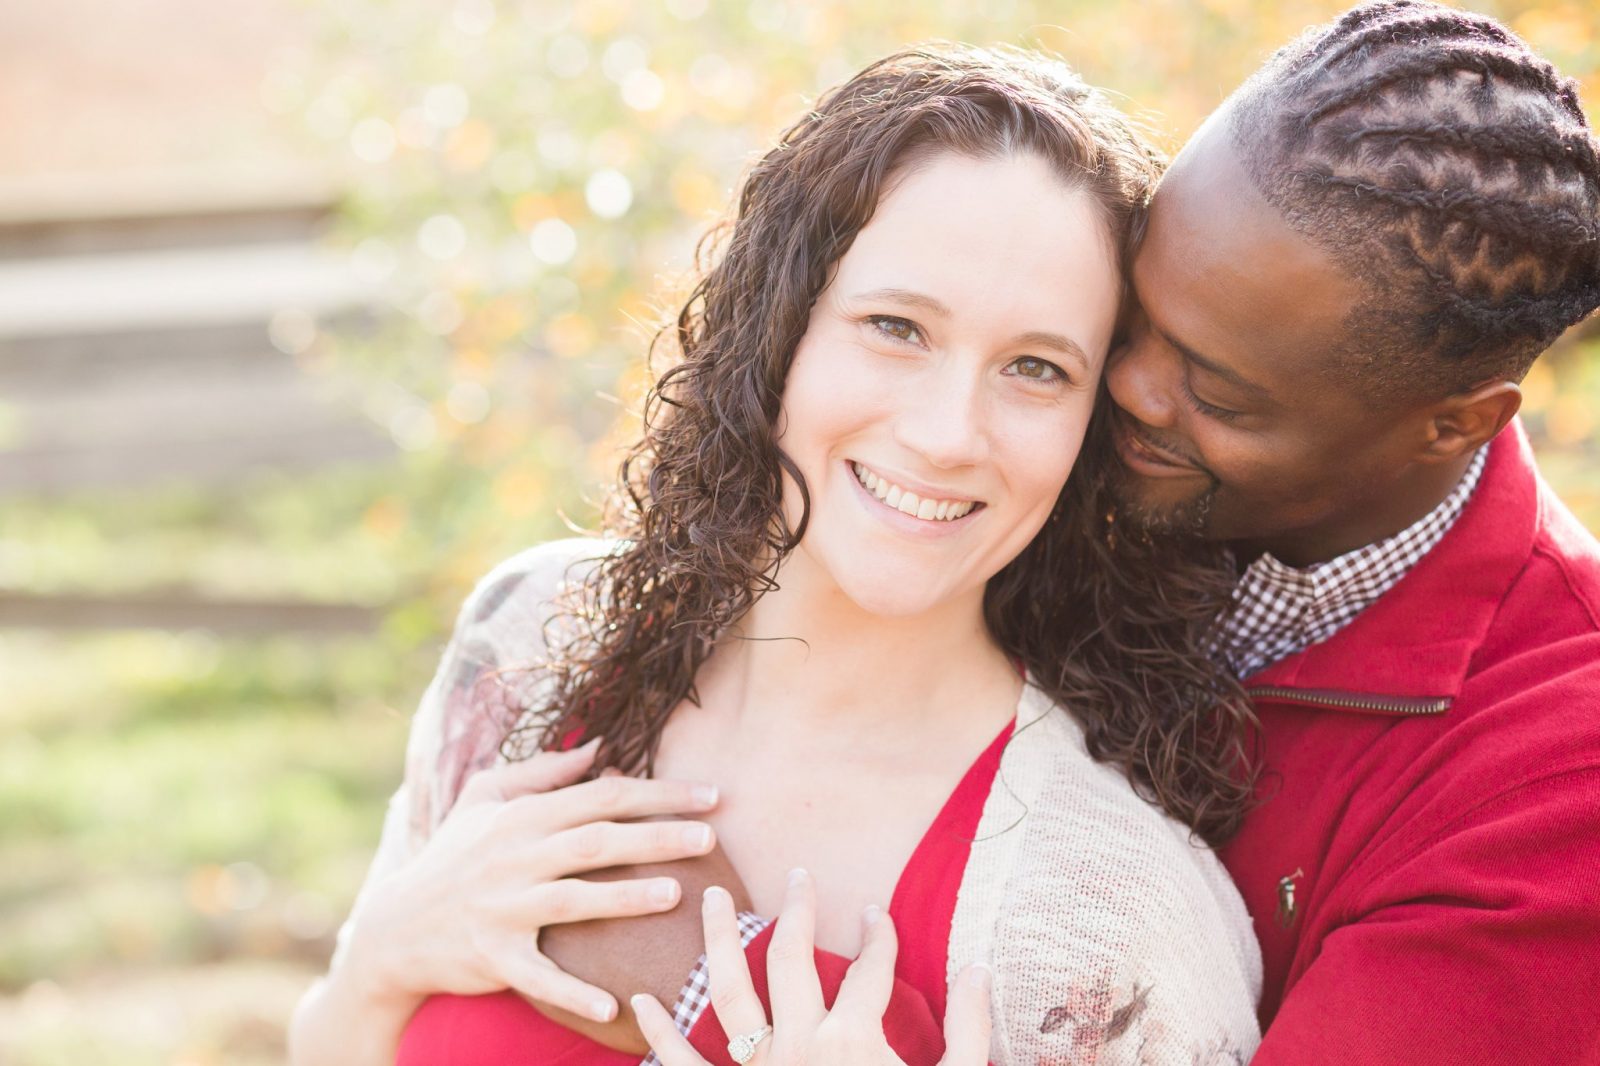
[[1109, 468, 1219, 539]]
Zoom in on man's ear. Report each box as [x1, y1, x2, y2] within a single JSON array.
[[1422, 379, 1521, 461]]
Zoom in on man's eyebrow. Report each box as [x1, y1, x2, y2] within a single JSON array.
[[1154, 323, 1270, 400], [853, 288, 1091, 370]]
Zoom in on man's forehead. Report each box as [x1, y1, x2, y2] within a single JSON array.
[[1135, 121, 1366, 388]]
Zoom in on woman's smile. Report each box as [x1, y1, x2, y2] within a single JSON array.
[[848, 460, 984, 525]]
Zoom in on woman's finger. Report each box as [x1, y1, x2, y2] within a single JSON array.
[[703, 885, 769, 1048], [515, 875, 683, 926], [631, 993, 713, 1066], [492, 944, 620, 1024], [457, 738, 601, 805], [938, 964, 993, 1066], [526, 818, 716, 878], [505, 774, 720, 832], [766, 868, 826, 1035], [831, 905, 899, 1025]]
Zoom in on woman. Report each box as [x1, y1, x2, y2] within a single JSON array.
[[291, 44, 1262, 1065]]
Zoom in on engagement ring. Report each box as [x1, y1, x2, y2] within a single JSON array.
[[727, 1023, 772, 1064]]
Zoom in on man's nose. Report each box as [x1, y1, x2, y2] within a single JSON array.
[[892, 362, 990, 470], [1105, 336, 1180, 430]]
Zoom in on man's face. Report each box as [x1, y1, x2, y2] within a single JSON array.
[[1106, 111, 1430, 564]]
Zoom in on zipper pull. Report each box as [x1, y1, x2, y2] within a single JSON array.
[[1276, 867, 1304, 929]]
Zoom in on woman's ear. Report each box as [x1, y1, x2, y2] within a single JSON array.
[[1421, 379, 1522, 461]]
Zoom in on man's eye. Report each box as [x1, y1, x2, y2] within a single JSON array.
[[867, 315, 923, 345], [1008, 356, 1067, 384], [1181, 376, 1243, 423]]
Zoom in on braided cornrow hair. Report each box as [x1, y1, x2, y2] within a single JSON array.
[[1227, 0, 1600, 397]]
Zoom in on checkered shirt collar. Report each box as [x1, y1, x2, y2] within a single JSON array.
[[1216, 446, 1488, 680]]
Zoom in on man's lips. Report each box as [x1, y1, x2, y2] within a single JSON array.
[[1114, 419, 1203, 476]]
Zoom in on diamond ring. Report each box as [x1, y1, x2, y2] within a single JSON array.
[[727, 1023, 773, 1064]]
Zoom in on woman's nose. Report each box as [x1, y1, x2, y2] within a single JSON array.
[[1105, 336, 1180, 430], [891, 364, 990, 470]]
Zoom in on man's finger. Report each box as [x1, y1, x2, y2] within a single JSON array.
[[766, 867, 826, 1034], [832, 905, 898, 1024], [939, 963, 993, 1065], [457, 738, 601, 805], [631, 993, 713, 1066]]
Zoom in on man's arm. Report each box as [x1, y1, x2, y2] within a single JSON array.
[[539, 851, 951, 1063], [536, 845, 754, 1054], [1254, 769, 1600, 1064]]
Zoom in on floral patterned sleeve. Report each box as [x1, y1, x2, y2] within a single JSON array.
[[329, 537, 610, 968]]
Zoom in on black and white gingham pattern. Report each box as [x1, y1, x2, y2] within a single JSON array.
[[640, 910, 773, 1066], [1216, 446, 1487, 679]]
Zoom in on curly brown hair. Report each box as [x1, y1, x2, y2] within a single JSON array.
[[508, 44, 1257, 845]]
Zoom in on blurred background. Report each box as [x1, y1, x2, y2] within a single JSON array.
[[0, 0, 1594, 1061]]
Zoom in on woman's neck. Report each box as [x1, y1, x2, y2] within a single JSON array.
[[694, 552, 1020, 745]]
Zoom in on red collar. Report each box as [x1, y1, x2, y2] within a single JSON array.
[[1244, 419, 1537, 708]]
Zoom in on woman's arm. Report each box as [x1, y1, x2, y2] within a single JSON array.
[[289, 541, 725, 1062], [287, 746, 722, 1064]]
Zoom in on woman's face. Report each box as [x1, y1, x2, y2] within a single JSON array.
[[777, 150, 1122, 618]]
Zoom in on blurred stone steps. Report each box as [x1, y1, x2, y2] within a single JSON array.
[[0, 179, 395, 501]]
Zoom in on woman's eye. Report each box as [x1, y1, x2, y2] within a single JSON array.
[[1008, 356, 1067, 384], [868, 315, 923, 345]]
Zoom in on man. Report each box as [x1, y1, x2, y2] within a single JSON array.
[[519, 2, 1600, 1060], [1107, 1, 1600, 1061]]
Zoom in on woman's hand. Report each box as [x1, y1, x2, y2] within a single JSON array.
[[339, 737, 722, 1025], [631, 869, 992, 1066]]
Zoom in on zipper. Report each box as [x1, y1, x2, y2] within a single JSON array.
[[1246, 685, 1451, 716]]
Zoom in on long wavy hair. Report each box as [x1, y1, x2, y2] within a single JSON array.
[[508, 44, 1256, 845]]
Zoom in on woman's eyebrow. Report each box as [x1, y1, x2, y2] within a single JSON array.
[[1012, 330, 1091, 371], [852, 287, 951, 316]]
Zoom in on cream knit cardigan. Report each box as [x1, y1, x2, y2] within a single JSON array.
[[339, 539, 1262, 1065]]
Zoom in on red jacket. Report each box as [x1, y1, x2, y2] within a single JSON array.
[[1220, 420, 1600, 1065]]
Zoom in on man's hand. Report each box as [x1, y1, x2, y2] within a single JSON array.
[[534, 838, 754, 1054]]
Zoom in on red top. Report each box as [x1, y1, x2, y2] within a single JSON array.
[[396, 721, 1013, 1065], [1219, 421, 1600, 1065]]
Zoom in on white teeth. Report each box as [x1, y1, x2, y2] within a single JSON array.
[[851, 462, 979, 523]]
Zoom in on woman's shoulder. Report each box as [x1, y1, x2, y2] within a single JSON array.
[[948, 684, 1262, 1062], [990, 685, 1251, 907], [399, 537, 621, 842], [454, 536, 621, 639]]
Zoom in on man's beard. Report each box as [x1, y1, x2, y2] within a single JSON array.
[[1107, 462, 1220, 539]]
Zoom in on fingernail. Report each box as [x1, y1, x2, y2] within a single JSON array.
[[692, 783, 719, 807], [862, 904, 882, 927], [967, 963, 992, 991], [787, 867, 808, 888], [703, 884, 731, 908], [684, 824, 712, 850], [576, 736, 603, 754], [649, 879, 679, 905], [592, 997, 616, 1021], [630, 993, 651, 1013]]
